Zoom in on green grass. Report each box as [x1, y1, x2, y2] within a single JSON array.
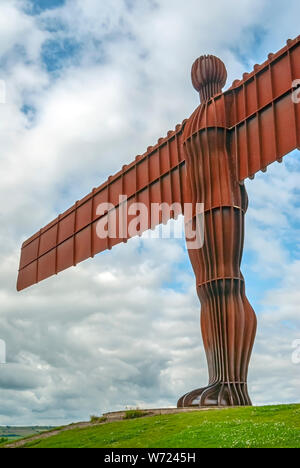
[[13, 404, 300, 449]]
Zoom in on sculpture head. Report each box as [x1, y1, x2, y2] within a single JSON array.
[[191, 55, 227, 103]]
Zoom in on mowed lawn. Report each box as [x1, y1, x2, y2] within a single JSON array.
[[15, 404, 300, 448]]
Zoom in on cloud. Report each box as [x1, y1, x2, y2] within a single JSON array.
[[0, 0, 299, 425]]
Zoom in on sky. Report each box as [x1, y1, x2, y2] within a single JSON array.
[[0, 0, 299, 426]]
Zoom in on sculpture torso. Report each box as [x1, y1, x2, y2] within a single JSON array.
[[182, 96, 249, 286], [183, 97, 248, 212]]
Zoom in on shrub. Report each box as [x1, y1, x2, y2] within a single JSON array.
[[124, 410, 148, 420], [90, 415, 107, 424]]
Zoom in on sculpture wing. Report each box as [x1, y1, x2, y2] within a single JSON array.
[[226, 35, 300, 181], [17, 123, 190, 291]]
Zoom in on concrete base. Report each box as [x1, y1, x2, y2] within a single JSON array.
[[103, 407, 226, 422]]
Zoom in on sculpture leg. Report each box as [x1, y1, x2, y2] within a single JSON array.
[[178, 206, 257, 407]]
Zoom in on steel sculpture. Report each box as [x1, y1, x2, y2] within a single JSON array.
[[17, 36, 300, 407]]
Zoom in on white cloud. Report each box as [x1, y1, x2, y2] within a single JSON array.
[[0, 0, 46, 59]]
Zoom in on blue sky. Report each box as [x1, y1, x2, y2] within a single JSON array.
[[27, 0, 66, 14], [0, 0, 299, 425]]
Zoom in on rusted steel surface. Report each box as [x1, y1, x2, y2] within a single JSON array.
[[17, 126, 189, 291], [228, 36, 300, 180], [177, 36, 299, 407], [187, 36, 300, 181], [17, 36, 300, 408], [178, 56, 256, 407], [191, 54, 227, 103]]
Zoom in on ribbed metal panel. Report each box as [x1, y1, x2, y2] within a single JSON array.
[[17, 124, 188, 291]]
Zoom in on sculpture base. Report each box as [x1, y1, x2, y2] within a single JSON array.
[[177, 383, 252, 408], [103, 406, 227, 423]]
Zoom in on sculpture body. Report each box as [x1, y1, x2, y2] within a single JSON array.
[[178, 57, 257, 406]]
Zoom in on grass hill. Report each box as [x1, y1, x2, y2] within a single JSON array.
[[2, 404, 300, 449], [0, 426, 54, 443]]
